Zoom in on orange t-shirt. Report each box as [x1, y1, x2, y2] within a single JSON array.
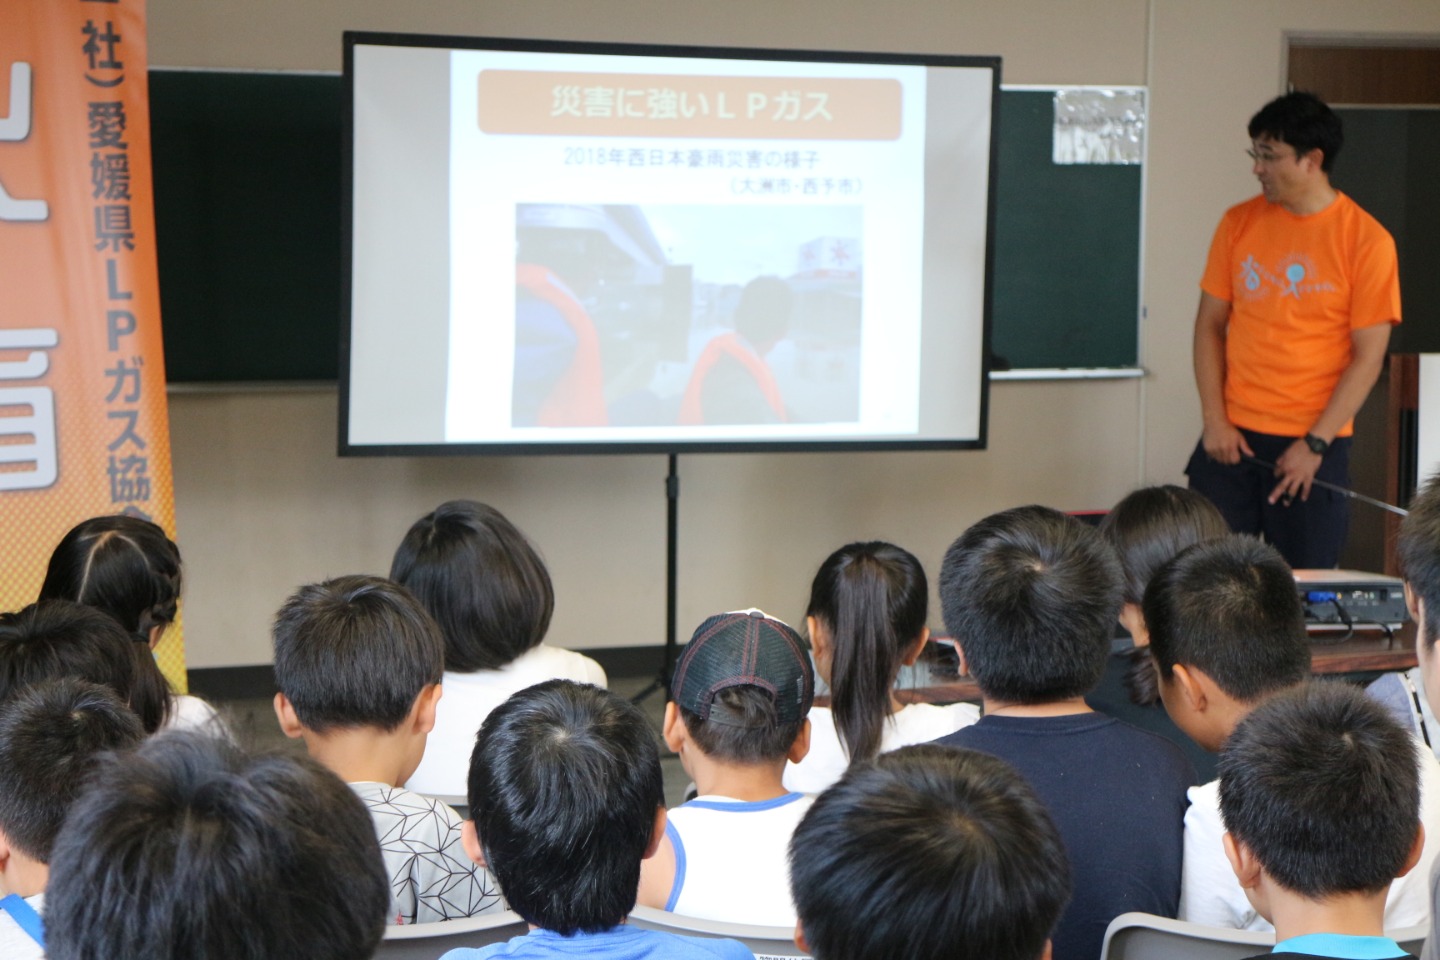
[[1199, 192, 1400, 437]]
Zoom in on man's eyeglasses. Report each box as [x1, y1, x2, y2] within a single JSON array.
[[1246, 148, 1295, 164]]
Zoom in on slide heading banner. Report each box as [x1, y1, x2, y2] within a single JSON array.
[[478, 71, 902, 140]]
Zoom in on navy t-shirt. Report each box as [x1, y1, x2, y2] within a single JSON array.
[[934, 712, 1195, 960]]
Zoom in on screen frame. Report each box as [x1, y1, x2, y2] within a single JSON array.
[[339, 30, 1000, 457]]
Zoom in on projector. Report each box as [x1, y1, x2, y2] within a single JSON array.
[[1293, 570, 1409, 629]]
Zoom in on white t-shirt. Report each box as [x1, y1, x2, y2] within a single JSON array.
[[349, 781, 504, 925], [783, 701, 980, 795], [1180, 734, 1440, 930], [0, 892, 44, 960], [406, 645, 607, 797], [162, 694, 229, 739], [663, 792, 814, 927]]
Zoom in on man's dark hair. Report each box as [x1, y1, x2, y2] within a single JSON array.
[[0, 600, 170, 733], [468, 679, 664, 934], [1100, 485, 1231, 606], [272, 575, 443, 733], [733, 275, 793, 348], [0, 678, 143, 863], [678, 686, 806, 765], [939, 505, 1122, 703], [1399, 472, 1440, 648], [45, 732, 390, 960], [1219, 682, 1419, 898], [790, 744, 1070, 960], [1143, 537, 1310, 701], [1248, 91, 1343, 173], [390, 500, 555, 673]]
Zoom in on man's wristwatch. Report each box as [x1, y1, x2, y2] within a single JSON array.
[[1303, 433, 1330, 455]]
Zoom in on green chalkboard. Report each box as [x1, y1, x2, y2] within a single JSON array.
[[990, 90, 1142, 369], [148, 75, 1142, 381], [149, 70, 342, 382]]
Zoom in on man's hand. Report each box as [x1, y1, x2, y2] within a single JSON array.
[[1202, 420, 1254, 466], [1269, 439, 1323, 504]]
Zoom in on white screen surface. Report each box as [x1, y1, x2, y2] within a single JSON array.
[[344, 35, 997, 454]]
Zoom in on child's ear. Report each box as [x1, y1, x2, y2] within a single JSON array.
[[1222, 832, 1263, 890], [272, 692, 305, 739], [412, 682, 442, 736], [1404, 582, 1420, 621], [899, 626, 930, 667], [1397, 823, 1426, 879], [460, 819, 487, 869], [642, 806, 667, 861], [1170, 664, 1209, 714], [662, 702, 687, 754], [953, 641, 970, 679], [794, 921, 811, 955], [1039, 940, 1053, 960], [787, 717, 812, 765]]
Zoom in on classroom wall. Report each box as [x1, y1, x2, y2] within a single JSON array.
[[148, 0, 1440, 669]]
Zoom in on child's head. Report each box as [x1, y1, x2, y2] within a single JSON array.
[[466, 679, 664, 934], [0, 678, 144, 889], [1400, 471, 1440, 652], [39, 514, 183, 648], [45, 732, 390, 960], [0, 600, 170, 733], [789, 744, 1070, 960], [1218, 682, 1422, 913], [806, 541, 927, 763], [1143, 537, 1310, 751], [938, 505, 1122, 704], [272, 575, 443, 734], [1100, 485, 1230, 613], [391, 500, 555, 673], [667, 609, 813, 766]]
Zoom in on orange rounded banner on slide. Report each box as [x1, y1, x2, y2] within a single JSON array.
[[0, 0, 185, 691]]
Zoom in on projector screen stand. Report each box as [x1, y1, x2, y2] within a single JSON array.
[[632, 453, 680, 706]]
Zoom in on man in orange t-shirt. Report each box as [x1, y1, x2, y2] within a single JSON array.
[[1186, 92, 1400, 569]]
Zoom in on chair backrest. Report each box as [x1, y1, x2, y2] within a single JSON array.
[[1102, 912, 1432, 960], [374, 909, 529, 960], [1100, 912, 1273, 960], [627, 904, 810, 960]]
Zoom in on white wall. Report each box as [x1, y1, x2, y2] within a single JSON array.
[[150, 0, 1440, 668]]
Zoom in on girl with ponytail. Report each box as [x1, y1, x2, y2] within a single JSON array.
[[39, 515, 224, 735], [783, 541, 978, 794]]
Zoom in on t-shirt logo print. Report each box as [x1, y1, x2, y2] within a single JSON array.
[[1235, 253, 1334, 302]]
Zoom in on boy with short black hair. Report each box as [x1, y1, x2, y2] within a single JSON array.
[[444, 679, 752, 960], [637, 609, 813, 925], [1145, 535, 1439, 931], [0, 678, 145, 959], [1219, 683, 1423, 960], [45, 731, 391, 960], [932, 505, 1194, 960], [789, 744, 1071, 960], [272, 574, 501, 925]]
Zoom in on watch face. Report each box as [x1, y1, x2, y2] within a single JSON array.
[[1305, 435, 1328, 455]]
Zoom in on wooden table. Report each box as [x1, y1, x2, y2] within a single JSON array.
[[891, 623, 1417, 706]]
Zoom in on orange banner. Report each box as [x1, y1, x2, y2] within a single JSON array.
[[479, 71, 902, 140], [0, 0, 185, 689]]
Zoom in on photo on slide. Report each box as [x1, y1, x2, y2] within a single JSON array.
[[511, 202, 863, 429]]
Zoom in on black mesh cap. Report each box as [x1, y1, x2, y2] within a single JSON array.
[[671, 609, 814, 726]]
